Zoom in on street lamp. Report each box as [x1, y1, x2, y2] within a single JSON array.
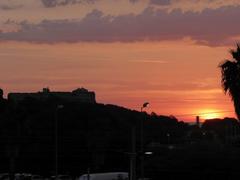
[[144, 152, 153, 155], [55, 105, 64, 180], [141, 102, 149, 112], [140, 102, 149, 180]]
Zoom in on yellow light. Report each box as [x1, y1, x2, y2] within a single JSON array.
[[199, 109, 222, 120]]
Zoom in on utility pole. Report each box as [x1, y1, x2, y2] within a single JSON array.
[[55, 105, 63, 180], [130, 125, 136, 180], [140, 102, 149, 180], [55, 107, 59, 180], [87, 168, 90, 180], [140, 116, 144, 180]]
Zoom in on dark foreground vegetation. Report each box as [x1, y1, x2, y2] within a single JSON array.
[[1, 95, 240, 180]]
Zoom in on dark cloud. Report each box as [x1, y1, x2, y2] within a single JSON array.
[[130, 0, 171, 5], [129, 0, 139, 3], [0, 4, 22, 10], [40, 0, 170, 7], [149, 0, 171, 5], [1, 6, 240, 46], [4, 19, 17, 25], [41, 0, 97, 8]]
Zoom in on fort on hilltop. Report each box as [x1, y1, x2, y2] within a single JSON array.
[[8, 87, 96, 104]]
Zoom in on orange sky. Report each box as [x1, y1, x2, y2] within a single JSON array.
[[0, 0, 239, 122], [0, 40, 236, 122]]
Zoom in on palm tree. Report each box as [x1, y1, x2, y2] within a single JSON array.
[[220, 44, 240, 120]]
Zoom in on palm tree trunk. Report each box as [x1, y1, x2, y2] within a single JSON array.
[[233, 98, 240, 121]]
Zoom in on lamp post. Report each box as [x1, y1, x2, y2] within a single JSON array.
[[130, 125, 136, 180], [140, 102, 149, 180], [55, 105, 64, 180]]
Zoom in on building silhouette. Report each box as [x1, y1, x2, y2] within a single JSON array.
[[8, 87, 96, 104]]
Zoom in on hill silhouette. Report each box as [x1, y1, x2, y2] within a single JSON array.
[[0, 95, 189, 177], [1, 91, 240, 179]]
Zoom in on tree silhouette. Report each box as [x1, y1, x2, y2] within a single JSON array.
[[220, 44, 240, 120]]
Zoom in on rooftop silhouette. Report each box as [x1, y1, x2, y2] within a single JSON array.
[[8, 87, 96, 104]]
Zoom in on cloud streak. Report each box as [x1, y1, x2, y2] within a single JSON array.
[[41, 0, 97, 8], [0, 4, 22, 10], [1, 6, 240, 45], [40, 0, 169, 8], [150, 0, 170, 5]]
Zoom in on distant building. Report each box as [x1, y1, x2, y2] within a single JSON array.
[[196, 116, 200, 127], [8, 87, 96, 104]]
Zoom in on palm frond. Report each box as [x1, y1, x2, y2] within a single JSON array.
[[230, 43, 240, 61], [220, 60, 237, 94], [220, 44, 240, 120]]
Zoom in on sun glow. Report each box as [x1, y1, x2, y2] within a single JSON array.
[[199, 109, 222, 120]]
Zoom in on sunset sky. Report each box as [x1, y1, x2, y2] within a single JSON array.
[[1, 0, 239, 122]]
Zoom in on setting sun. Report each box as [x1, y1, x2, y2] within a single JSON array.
[[199, 109, 223, 120]]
